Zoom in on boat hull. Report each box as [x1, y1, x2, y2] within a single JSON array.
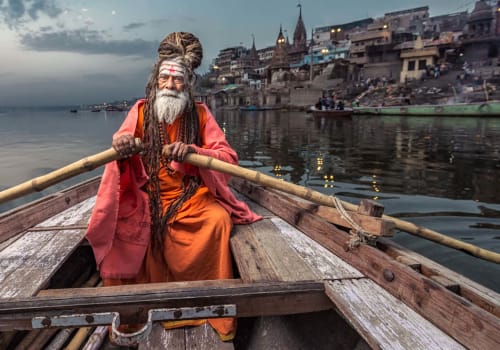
[[353, 101, 500, 116], [311, 109, 353, 118]]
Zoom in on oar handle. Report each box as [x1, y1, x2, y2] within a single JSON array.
[[184, 153, 500, 264], [0, 139, 143, 205]]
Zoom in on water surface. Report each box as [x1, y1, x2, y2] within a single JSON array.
[[1, 108, 499, 291]]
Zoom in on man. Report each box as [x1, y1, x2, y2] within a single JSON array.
[[85, 32, 261, 342]]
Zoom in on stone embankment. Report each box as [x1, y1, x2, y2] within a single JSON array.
[[352, 69, 500, 107]]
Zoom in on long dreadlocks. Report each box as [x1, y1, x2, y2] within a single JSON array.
[[141, 32, 204, 256]]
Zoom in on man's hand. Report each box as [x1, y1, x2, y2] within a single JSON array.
[[112, 134, 137, 158], [162, 142, 194, 162]]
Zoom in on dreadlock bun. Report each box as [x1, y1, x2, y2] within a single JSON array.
[[158, 32, 203, 71]]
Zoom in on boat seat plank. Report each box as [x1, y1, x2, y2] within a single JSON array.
[[0, 197, 94, 298], [139, 321, 234, 350], [269, 217, 364, 280], [231, 219, 318, 282], [326, 279, 466, 350]]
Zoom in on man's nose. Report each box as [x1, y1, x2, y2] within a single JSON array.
[[165, 76, 175, 89]]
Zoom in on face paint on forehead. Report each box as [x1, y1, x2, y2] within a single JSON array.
[[159, 60, 185, 77]]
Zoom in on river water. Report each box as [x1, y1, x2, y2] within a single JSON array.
[[0, 107, 499, 291]]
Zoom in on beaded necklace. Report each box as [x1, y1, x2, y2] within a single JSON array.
[[157, 121, 176, 175]]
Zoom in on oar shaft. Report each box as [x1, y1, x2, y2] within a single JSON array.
[[0, 139, 141, 205], [184, 153, 500, 264], [0, 148, 118, 204]]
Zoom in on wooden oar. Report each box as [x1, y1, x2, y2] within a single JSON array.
[[184, 153, 500, 264], [1, 144, 498, 264], [0, 139, 142, 205]]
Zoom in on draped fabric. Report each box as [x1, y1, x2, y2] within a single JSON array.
[[87, 101, 261, 340]]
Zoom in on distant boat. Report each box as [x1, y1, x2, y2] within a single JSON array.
[[69, 109, 78, 113], [105, 105, 125, 112], [90, 108, 101, 112], [311, 107, 353, 118], [353, 101, 500, 117]]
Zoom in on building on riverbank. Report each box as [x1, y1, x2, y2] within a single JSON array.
[[200, 1, 500, 110]]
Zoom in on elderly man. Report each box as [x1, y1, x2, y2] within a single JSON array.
[[86, 32, 261, 342]]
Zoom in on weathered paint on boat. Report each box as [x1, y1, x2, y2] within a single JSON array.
[[353, 101, 500, 116]]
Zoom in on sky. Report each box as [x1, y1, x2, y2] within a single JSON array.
[[0, 0, 476, 107]]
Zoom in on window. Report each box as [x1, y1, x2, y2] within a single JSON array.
[[408, 60, 415, 71], [418, 60, 427, 70]]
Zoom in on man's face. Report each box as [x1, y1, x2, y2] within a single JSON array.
[[157, 61, 186, 92], [155, 60, 190, 124]]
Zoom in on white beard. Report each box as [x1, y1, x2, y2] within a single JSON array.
[[154, 89, 189, 124]]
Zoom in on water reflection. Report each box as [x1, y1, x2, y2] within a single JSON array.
[[218, 110, 500, 204], [216, 109, 500, 291]]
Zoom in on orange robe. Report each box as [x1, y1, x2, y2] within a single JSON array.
[[104, 104, 235, 340]]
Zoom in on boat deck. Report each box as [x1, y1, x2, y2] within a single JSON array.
[[0, 178, 498, 349]]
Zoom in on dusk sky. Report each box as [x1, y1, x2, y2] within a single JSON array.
[[0, 0, 475, 107]]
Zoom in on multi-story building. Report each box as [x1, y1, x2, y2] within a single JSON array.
[[349, 21, 392, 65], [460, 0, 500, 65], [422, 12, 468, 39], [384, 6, 429, 34]]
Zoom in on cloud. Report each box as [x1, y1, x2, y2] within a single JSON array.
[[0, 0, 62, 27], [123, 22, 146, 31], [20, 28, 159, 57]]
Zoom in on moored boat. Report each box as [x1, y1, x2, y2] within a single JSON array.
[[0, 153, 499, 349], [353, 100, 500, 116], [311, 107, 353, 118]]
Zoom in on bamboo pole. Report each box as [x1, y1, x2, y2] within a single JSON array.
[[0, 139, 141, 205], [184, 153, 500, 264], [1, 143, 498, 263]]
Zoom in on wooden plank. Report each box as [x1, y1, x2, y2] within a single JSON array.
[[234, 180, 500, 350], [232, 220, 318, 282], [429, 275, 460, 294], [231, 224, 280, 282], [269, 218, 364, 280], [0, 197, 95, 298], [236, 181, 395, 237], [185, 322, 234, 350], [377, 237, 500, 318], [0, 280, 332, 331], [326, 279, 466, 350], [139, 324, 185, 350], [0, 177, 99, 243], [395, 255, 422, 272]]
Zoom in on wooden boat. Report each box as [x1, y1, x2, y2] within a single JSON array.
[[352, 100, 500, 117], [0, 154, 499, 349], [311, 108, 353, 118]]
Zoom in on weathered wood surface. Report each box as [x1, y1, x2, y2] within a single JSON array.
[[232, 179, 499, 350], [0, 197, 95, 298], [271, 217, 466, 350], [0, 177, 99, 243], [139, 322, 234, 350], [274, 191, 395, 236], [327, 279, 465, 350], [0, 280, 330, 330], [378, 237, 500, 318]]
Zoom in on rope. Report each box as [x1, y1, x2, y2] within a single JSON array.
[[331, 196, 377, 248]]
